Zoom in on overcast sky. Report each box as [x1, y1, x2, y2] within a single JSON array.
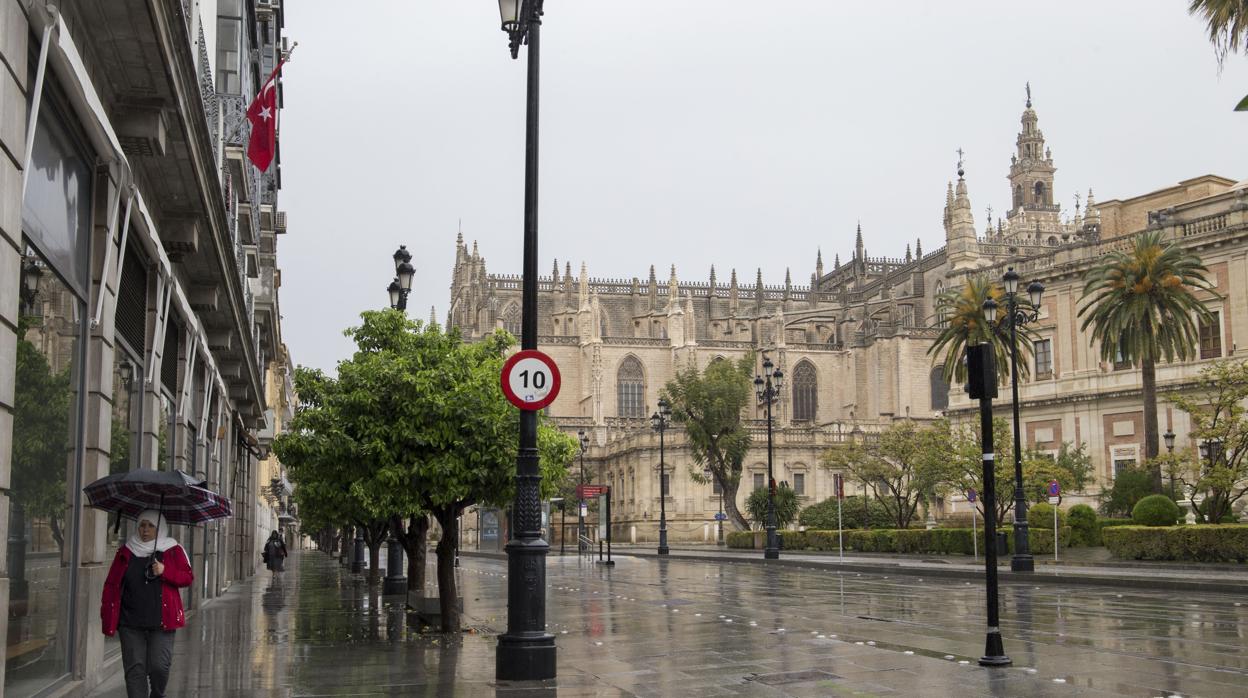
[[278, 1, 1248, 373]]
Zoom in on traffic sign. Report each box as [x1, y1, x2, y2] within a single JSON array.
[[714, 512, 727, 521], [576, 484, 607, 499], [500, 349, 561, 411], [966, 488, 978, 503], [1047, 480, 1061, 497]]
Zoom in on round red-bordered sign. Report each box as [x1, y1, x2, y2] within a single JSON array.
[[500, 350, 561, 411]]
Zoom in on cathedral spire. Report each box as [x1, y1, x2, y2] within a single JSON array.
[[552, 258, 559, 279], [855, 222, 864, 260], [905, 244, 912, 263], [1009, 83, 1057, 216], [834, 253, 840, 269], [709, 265, 717, 287], [815, 248, 824, 279], [579, 262, 589, 306], [915, 238, 922, 258]]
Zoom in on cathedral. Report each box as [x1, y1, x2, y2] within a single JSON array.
[[448, 93, 1246, 541]]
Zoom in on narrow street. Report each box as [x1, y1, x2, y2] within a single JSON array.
[[88, 549, 1248, 696]]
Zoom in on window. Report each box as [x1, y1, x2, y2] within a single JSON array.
[[1034, 339, 1052, 379], [793, 473, 805, 496], [616, 356, 645, 418], [1113, 458, 1136, 477], [753, 473, 765, 492], [660, 473, 669, 498], [792, 361, 817, 422], [929, 367, 949, 411], [1013, 184, 1023, 209], [1034, 181, 1047, 205], [1200, 311, 1222, 360], [899, 304, 914, 327], [1113, 341, 1132, 370], [216, 0, 244, 94], [501, 304, 521, 337], [712, 477, 722, 495], [600, 314, 608, 338]]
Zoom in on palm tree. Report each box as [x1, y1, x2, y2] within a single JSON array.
[[1078, 230, 1216, 491], [1188, 0, 1248, 108], [928, 275, 1036, 386]]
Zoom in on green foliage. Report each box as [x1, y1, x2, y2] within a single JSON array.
[[12, 330, 70, 549], [1188, 0, 1248, 66], [1067, 504, 1099, 546], [1099, 466, 1155, 518], [665, 355, 754, 531], [1028, 502, 1066, 529], [726, 531, 754, 549], [1079, 230, 1215, 474], [1103, 524, 1248, 562], [942, 418, 1017, 525], [1169, 360, 1248, 523], [744, 483, 799, 529], [799, 495, 892, 530], [779, 530, 806, 550], [1132, 494, 1182, 526], [928, 276, 1036, 385], [820, 420, 949, 529], [1023, 443, 1093, 503]]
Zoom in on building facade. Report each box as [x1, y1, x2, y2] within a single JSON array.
[[1, 0, 296, 694], [448, 94, 1247, 541]]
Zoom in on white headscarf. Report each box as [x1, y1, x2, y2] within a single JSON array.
[[125, 509, 179, 557]]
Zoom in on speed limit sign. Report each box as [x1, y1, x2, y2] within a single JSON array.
[[500, 350, 561, 411]]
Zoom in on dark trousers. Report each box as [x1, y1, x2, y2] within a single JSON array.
[[119, 626, 174, 698]]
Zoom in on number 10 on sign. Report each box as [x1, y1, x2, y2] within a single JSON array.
[[500, 350, 562, 411]]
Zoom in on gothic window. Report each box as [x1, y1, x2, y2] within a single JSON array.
[[1034, 181, 1047, 205], [600, 314, 609, 338], [792, 361, 817, 422], [616, 356, 646, 418], [501, 304, 521, 337], [899, 304, 915, 327], [1013, 185, 1023, 209], [930, 367, 949, 411]]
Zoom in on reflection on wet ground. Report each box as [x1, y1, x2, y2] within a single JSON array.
[[89, 550, 1248, 696]]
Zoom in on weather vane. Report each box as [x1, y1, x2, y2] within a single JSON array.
[[1026, 81, 1032, 107], [956, 147, 965, 175]]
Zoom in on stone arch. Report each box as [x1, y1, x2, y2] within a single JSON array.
[[1014, 184, 1023, 209], [616, 355, 646, 418], [1034, 181, 1047, 205], [791, 360, 818, 422]]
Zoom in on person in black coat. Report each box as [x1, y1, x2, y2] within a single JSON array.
[[263, 530, 288, 572]]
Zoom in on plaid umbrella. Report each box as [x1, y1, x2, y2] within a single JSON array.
[[83, 469, 233, 526]]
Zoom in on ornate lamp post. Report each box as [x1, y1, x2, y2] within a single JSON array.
[[1164, 429, 1177, 499], [387, 245, 415, 311], [999, 267, 1044, 573], [495, 0, 556, 681], [753, 354, 784, 560], [577, 428, 589, 552], [650, 398, 672, 555]]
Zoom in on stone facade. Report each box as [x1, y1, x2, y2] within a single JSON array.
[[449, 93, 1247, 540]]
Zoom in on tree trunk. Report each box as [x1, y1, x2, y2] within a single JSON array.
[[360, 520, 389, 584], [392, 514, 429, 593], [719, 477, 748, 531], [433, 509, 460, 633], [1141, 356, 1162, 492]]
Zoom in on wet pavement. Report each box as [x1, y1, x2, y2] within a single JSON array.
[[88, 549, 1248, 697]]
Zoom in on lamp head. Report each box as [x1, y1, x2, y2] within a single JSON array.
[[1027, 280, 1045, 308], [578, 428, 589, 452], [397, 261, 415, 291], [651, 412, 661, 431], [1003, 267, 1020, 295], [772, 366, 783, 389], [982, 297, 999, 324], [498, 0, 521, 31], [1163, 430, 1176, 451], [392, 245, 412, 272], [387, 279, 401, 309], [118, 361, 134, 387], [658, 396, 672, 418]]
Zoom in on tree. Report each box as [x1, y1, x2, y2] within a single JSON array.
[[928, 276, 1036, 385], [943, 418, 1017, 526], [798, 495, 893, 530], [663, 355, 754, 532], [1098, 465, 1156, 518], [1022, 442, 1093, 504], [1168, 360, 1248, 523], [1189, 0, 1248, 107], [820, 421, 949, 529], [11, 324, 70, 553], [1078, 230, 1215, 491], [744, 483, 798, 529]]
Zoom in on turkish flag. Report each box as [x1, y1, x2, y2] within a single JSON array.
[[246, 63, 283, 171]]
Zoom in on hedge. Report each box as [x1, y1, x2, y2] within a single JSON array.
[[726, 531, 753, 549], [1103, 525, 1248, 562], [730, 526, 1075, 555]]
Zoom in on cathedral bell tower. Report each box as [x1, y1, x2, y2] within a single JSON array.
[[1007, 83, 1057, 218]]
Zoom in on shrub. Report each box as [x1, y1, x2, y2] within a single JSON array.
[[1028, 502, 1067, 529], [1068, 505, 1099, 546], [1132, 494, 1182, 526], [1099, 466, 1154, 517], [938, 512, 977, 529], [1103, 525, 1248, 562], [799, 495, 893, 530], [726, 531, 753, 549], [745, 484, 799, 528], [779, 530, 807, 550]]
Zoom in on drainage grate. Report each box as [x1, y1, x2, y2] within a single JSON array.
[[746, 670, 842, 685]]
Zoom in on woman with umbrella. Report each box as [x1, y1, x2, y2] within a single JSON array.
[[264, 529, 288, 572], [100, 510, 193, 698]]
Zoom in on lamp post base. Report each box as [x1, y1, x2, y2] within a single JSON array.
[[978, 630, 1012, 667], [764, 526, 779, 560], [383, 537, 407, 595], [1010, 554, 1034, 573], [496, 634, 557, 681], [657, 525, 669, 555]]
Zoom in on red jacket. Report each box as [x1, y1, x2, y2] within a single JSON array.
[[101, 544, 193, 636]]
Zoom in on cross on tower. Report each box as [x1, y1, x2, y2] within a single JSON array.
[[1074, 191, 1082, 212], [986, 205, 993, 224], [956, 147, 965, 174]]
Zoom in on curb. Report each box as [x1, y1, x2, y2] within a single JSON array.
[[460, 549, 1248, 595]]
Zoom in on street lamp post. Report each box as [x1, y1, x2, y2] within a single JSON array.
[[1000, 267, 1044, 573], [577, 429, 589, 553], [651, 398, 672, 555], [754, 354, 784, 560], [387, 245, 415, 311], [495, 0, 556, 681]]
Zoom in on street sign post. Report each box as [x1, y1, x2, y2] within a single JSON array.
[[1047, 480, 1061, 562], [500, 350, 561, 411], [713, 512, 727, 521], [833, 473, 845, 561], [967, 488, 979, 562]]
